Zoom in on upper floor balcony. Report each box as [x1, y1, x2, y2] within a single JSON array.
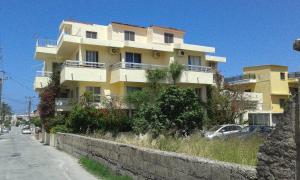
[[225, 73, 256, 85], [110, 62, 213, 84], [35, 39, 57, 60], [33, 71, 52, 91], [60, 60, 106, 84]]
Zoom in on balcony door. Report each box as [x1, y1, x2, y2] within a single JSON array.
[[125, 52, 141, 68], [188, 56, 201, 71], [86, 50, 98, 67]]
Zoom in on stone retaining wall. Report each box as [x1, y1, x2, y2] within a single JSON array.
[[56, 133, 257, 180]]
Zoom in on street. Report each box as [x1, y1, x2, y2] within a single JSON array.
[[0, 127, 97, 180]]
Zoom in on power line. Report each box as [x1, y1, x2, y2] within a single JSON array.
[[9, 76, 33, 92]]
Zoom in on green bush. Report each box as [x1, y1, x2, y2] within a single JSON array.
[[50, 124, 70, 133], [99, 109, 132, 133], [133, 86, 206, 136], [67, 105, 103, 133], [30, 117, 42, 127]]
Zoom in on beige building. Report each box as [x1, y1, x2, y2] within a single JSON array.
[[225, 65, 299, 126], [34, 20, 226, 111]]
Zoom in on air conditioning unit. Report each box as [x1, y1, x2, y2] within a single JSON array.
[[177, 49, 185, 57], [109, 47, 120, 55], [153, 51, 161, 59]]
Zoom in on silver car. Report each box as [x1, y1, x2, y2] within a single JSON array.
[[204, 124, 242, 139]]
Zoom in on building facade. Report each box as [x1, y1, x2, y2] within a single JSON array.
[[225, 65, 299, 126], [34, 20, 226, 111]]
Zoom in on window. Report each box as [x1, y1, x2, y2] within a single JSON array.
[[125, 52, 141, 68], [124, 31, 135, 41], [126, 86, 142, 93], [188, 56, 201, 71], [279, 99, 285, 108], [86, 51, 98, 62], [164, 33, 174, 43], [85, 87, 101, 102], [280, 72, 285, 80], [245, 89, 252, 92], [231, 126, 242, 131], [86, 31, 97, 39]]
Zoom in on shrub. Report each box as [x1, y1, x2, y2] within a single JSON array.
[[30, 117, 42, 127], [99, 109, 132, 133], [67, 104, 103, 134], [133, 86, 206, 136], [50, 124, 70, 133]]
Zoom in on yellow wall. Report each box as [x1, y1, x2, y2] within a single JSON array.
[[241, 65, 289, 113]]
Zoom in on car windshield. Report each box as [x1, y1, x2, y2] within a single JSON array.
[[208, 125, 222, 132]]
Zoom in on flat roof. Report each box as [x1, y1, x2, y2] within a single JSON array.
[[111, 21, 146, 29], [244, 64, 288, 71], [150, 25, 185, 33]]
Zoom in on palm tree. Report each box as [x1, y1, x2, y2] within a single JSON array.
[[169, 62, 184, 85]]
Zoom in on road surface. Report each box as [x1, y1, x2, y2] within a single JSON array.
[[0, 127, 98, 180]]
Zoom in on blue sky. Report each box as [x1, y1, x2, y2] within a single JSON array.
[[0, 0, 300, 114]]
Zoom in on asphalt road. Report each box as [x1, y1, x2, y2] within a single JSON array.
[[0, 127, 98, 180]]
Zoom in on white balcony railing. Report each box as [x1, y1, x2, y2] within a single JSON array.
[[110, 62, 212, 73], [36, 39, 57, 47], [63, 60, 105, 69], [183, 65, 212, 72], [36, 71, 53, 77], [110, 62, 167, 70]]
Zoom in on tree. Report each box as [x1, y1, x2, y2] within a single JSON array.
[[38, 71, 61, 132], [0, 102, 12, 123], [206, 82, 258, 128], [169, 62, 184, 85], [146, 68, 168, 94]]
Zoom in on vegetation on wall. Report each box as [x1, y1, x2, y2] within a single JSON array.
[[38, 71, 61, 132]]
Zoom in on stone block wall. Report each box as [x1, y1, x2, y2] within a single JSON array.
[[56, 133, 257, 180]]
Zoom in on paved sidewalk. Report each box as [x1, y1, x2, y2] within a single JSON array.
[[0, 127, 98, 180]]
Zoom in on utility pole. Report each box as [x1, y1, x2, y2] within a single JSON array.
[[293, 38, 300, 180], [25, 96, 34, 124], [0, 46, 5, 132]]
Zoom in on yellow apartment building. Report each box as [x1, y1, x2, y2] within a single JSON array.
[[34, 20, 226, 111], [225, 65, 299, 126]]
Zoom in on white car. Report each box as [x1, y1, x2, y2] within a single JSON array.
[[204, 124, 242, 139], [22, 128, 31, 134]]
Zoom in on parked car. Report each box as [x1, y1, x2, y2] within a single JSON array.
[[22, 128, 31, 134], [2, 128, 9, 133], [204, 124, 242, 139], [232, 125, 273, 139]]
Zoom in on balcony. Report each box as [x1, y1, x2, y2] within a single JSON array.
[[110, 62, 213, 84], [60, 60, 106, 84], [35, 39, 57, 59], [110, 62, 167, 83], [180, 65, 213, 84], [33, 71, 52, 90], [225, 74, 256, 85]]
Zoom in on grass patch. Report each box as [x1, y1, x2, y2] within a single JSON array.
[[79, 156, 132, 180], [90, 132, 264, 166]]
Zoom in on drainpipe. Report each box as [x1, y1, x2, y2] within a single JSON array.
[[293, 38, 300, 180]]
